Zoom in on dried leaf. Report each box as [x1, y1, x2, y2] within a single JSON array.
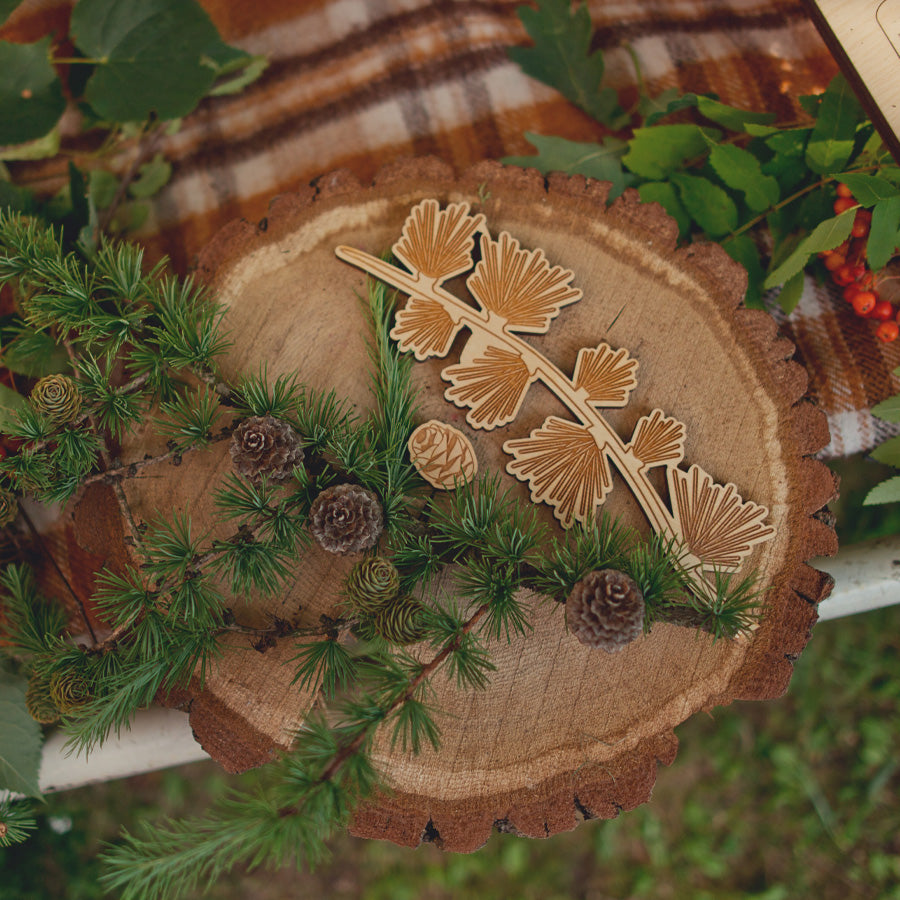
[[628, 409, 685, 469], [408, 420, 477, 490], [442, 342, 536, 430], [504, 417, 612, 528], [572, 343, 637, 407], [467, 231, 581, 333], [390, 295, 463, 360], [393, 199, 485, 283], [669, 464, 774, 571]]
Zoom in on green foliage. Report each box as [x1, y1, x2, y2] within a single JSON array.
[[0, 563, 67, 656], [507, 0, 625, 127], [505, 3, 898, 311], [0, 670, 43, 797], [0, 797, 37, 848], [0, 37, 66, 145]]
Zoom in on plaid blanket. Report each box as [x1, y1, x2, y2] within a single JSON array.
[[4, 0, 896, 458]]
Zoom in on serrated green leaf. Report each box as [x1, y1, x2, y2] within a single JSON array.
[[128, 153, 172, 199], [836, 174, 900, 207], [870, 393, 900, 423], [670, 172, 738, 237], [509, 0, 624, 125], [640, 89, 698, 126], [0, 672, 43, 797], [708, 143, 780, 212], [745, 123, 780, 137], [805, 74, 863, 174], [799, 93, 822, 118], [623, 125, 721, 180], [867, 196, 900, 271], [0, 37, 66, 145], [89, 169, 119, 209], [636, 181, 691, 238], [503, 132, 629, 198], [863, 474, 900, 505], [2, 332, 69, 377], [722, 233, 764, 308], [869, 434, 900, 467], [763, 208, 856, 288], [71, 0, 227, 122], [695, 96, 776, 132], [0, 383, 27, 431], [777, 270, 805, 314], [0, 127, 60, 162]]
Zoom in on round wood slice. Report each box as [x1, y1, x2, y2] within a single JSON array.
[[67, 158, 837, 848]]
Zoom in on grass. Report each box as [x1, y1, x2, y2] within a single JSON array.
[[3, 455, 897, 899]]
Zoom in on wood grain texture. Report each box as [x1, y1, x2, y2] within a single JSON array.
[[57, 157, 836, 848]]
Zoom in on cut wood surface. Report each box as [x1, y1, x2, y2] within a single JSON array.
[[54, 158, 837, 849]]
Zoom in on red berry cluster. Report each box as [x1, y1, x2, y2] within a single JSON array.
[[821, 184, 899, 343]]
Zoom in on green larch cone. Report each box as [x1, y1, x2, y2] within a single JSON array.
[[374, 595, 427, 645], [25, 671, 60, 724], [345, 556, 400, 616], [49, 668, 92, 713], [30, 374, 82, 424], [0, 489, 17, 528]]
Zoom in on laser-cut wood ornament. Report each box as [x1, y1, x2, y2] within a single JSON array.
[[337, 199, 776, 598], [407, 419, 478, 489]]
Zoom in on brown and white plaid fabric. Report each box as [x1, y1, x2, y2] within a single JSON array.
[[4, 0, 897, 458]]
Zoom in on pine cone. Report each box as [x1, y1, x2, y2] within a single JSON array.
[[309, 483, 383, 555], [30, 374, 81, 424], [345, 556, 400, 616], [0, 489, 17, 528], [566, 569, 644, 652], [49, 669, 92, 713], [374, 595, 427, 645], [230, 415, 303, 482], [25, 672, 59, 724]]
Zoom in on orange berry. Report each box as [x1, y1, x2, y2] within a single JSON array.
[[836, 183, 854, 198], [872, 300, 894, 321], [834, 197, 858, 214], [853, 291, 878, 316], [834, 264, 856, 286], [877, 320, 899, 342], [843, 284, 861, 303], [823, 253, 846, 272]]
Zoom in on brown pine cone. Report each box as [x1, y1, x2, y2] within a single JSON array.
[[309, 483, 383, 555], [230, 415, 303, 482], [566, 569, 644, 652]]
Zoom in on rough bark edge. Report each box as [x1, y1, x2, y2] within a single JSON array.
[[192, 156, 837, 848]]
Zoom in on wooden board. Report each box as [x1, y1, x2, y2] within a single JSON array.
[[62, 158, 836, 848]]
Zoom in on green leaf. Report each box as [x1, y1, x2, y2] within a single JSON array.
[[695, 96, 776, 132], [89, 169, 120, 209], [0, 671, 43, 797], [208, 54, 268, 97], [869, 434, 900, 467], [870, 393, 900, 423], [670, 172, 738, 237], [640, 89, 698, 126], [867, 196, 900, 271], [708, 143, 780, 212], [0, 126, 60, 162], [722, 232, 764, 308], [763, 208, 856, 288], [110, 201, 149, 233], [0, 1, 24, 26], [0, 37, 66, 145], [71, 0, 227, 121], [1, 331, 69, 377], [508, 0, 624, 125], [863, 475, 900, 505], [623, 125, 721, 180], [0, 179, 36, 214], [128, 153, 172, 199], [503, 132, 629, 198], [836, 174, 900, 207], [776, 270, 805, 314], [637, 181, 691, 238], [805, 74, 864, 174], [0, 383, 27, 431]]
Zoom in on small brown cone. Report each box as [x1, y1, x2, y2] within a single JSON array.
[[309, 483, 383, 555], [230, 416, 303, 482], [566, 569, 644, 652]]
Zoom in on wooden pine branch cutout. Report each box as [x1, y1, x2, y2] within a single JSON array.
[[336, 199, 776, 596]]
